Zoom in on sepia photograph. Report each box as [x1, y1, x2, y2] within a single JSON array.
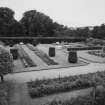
[[0, 0, 105, 105]]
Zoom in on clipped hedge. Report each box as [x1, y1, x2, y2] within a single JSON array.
[[68, 51, 78, 63], [10, 48, 18, 60], [28, 71, 105, 98], [67, 47, 102, 51], [0, 47, 13, 75], [49, 47, 55, 57]]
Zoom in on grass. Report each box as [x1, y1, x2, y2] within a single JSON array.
[[27, 71, 105, 98]]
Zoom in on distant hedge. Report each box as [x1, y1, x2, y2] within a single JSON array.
[[67, 46, 102, 51]]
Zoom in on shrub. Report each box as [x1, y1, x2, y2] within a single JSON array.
[[10, 48, 18, 60], [44, 89, 105, 105], [0, 47, 13, 81], [68, 51, 78, 63], [49, 47, 55, 57], [28, 71, 105, 98]]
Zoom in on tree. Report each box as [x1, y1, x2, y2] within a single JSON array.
[[8, 20, 26, 37], [20, 10, 55, 37], [0, 7, 25, 37], [0, 7, 14, 36]]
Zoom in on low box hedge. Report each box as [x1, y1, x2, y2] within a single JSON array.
[[28, 71, 105, 98]]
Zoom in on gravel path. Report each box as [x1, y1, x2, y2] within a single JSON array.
[[21, 45, 48, 67], [5, 63, 105, 83], [9, 82, 32, 105]]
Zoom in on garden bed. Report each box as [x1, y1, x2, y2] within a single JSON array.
[[28, 71, 105, 98], [88, 50, 105, 57], [44, 87, 105, 105], [17, 45, 37, 67], [27, 44, 58, 65]]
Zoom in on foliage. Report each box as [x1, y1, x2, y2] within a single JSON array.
[[0, 7, 25, 37], [0, 7, 105, 40], [49, 47, 55, 57], [20, 10, 55, 37], [68, 51, 78, 63], [27, 71, 105, 98], [43, 88, 105, 105], [0, 47, 13, 75]]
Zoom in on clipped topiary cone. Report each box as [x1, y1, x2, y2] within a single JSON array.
[[49, 47, 55, 57], [10, 48, 18, 60], [68, 51, 78, 63]]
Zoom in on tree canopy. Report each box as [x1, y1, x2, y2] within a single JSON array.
[[0, 7, 105, 39], [20, 10, 55, 37]]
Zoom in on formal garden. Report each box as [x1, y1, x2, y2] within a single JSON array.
[[0, 39, 105, 105]]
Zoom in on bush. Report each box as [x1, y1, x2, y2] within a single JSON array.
[[10, 48, 18, 60], [49, 47, 55, 57], [0, 47, 13, 75], [68, 51, 78, 63], [28, 71, 105, 98]]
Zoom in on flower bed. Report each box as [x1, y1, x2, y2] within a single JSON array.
[[18, 45, 37, 67], [0, 47, 13, 74], [88, 50, 105, 57], [28, 71, 105, 98], [44, 89, 105, 105], [27, 44, 58, 65]]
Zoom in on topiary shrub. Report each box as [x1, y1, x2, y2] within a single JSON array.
[[68, 51, 78, 63], [10, 48, 18, 60], [49, 47, 55, 57], [0, 47, 13, 82]]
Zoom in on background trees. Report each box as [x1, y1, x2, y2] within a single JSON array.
[[0, 7, 25, 37], [20, 10, 55, 37], [0, 7, 105, 39]]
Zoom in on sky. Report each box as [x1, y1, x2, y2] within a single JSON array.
[[0, 0, 105, 27]]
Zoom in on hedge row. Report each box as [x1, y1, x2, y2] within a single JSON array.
[[28, 71, 105, 98], [88, 51, 105, 57], [67, 47, 102, 51]]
